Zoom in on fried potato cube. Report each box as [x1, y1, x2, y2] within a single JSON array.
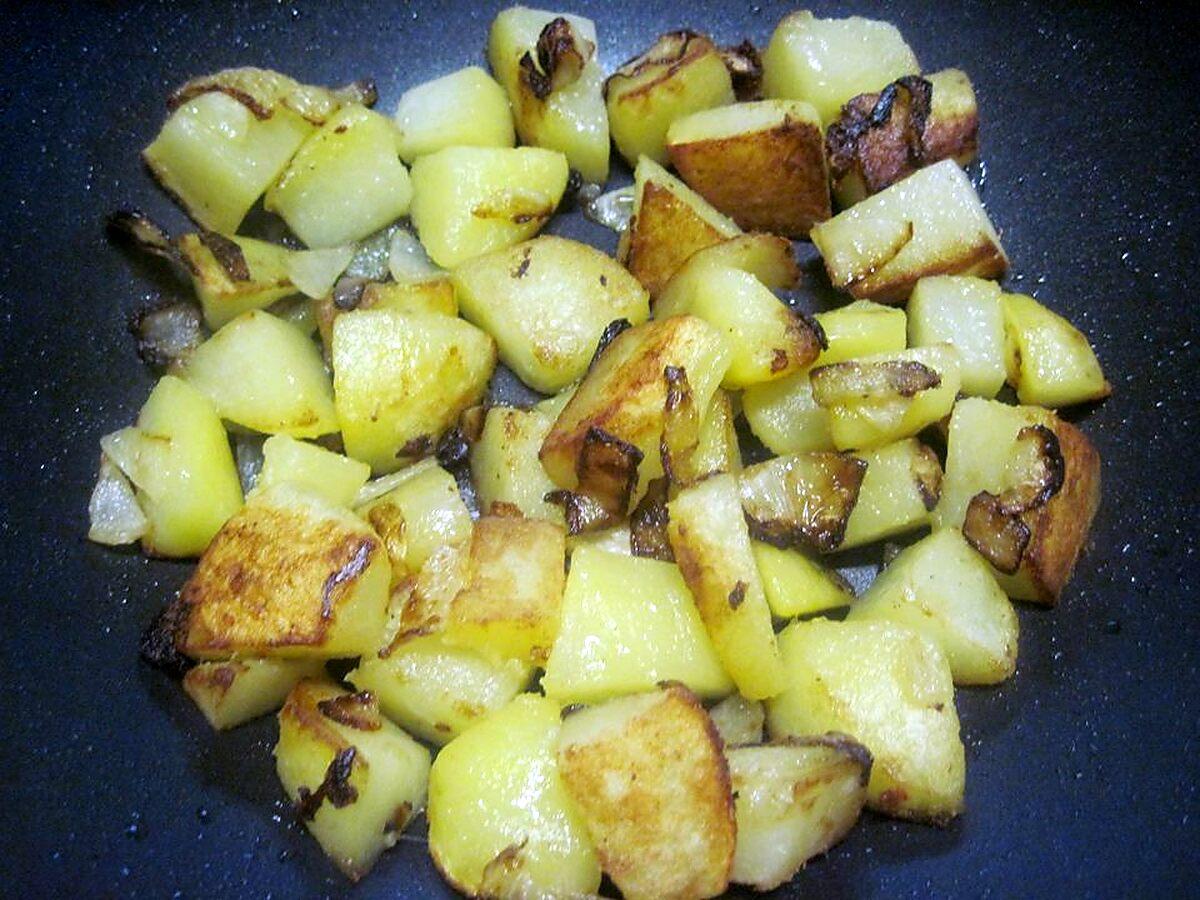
[[175, 232, 297, 329], [428, 694, 602, 896], [275, 680, 430, 881], [488, 7, 610, 183], [177, 483, 389, 659], [256, 435, 370, 508], [315, 278, 458, 352], [751, 540, 852, 618], [541, 548, 732, 704], [1001, 292, 1111, 407], [183, 657, 324, 730], [738, 452, 867, 553], [349, 633, 532, 746], [183, 309, 338, 438], [848, 528, 1019, 685], [556, 684, 736, 900], [762, 10, 919, 125], [841, 438, 942, 549], [666, 99, 830, 236], [606, 31, 735, 167], [143, 91, 313, 233], [908, 275, 1007, 397], [265, 105, 412, 248], [815, 299, 909, 364], [708, 693, 765, 746], [540, 315, 730, 489], [394, 66, 514, 163], [667, 474, 786, 699], [767, 618, 965, 823], [471, 405, 563, 524], [619, 156, 742, 299], [453, 235, 650, 393], [727, 736, 870, 890], [742, 371, 834, 454], [933, 398, 1102, 603], [409, 146, 569, 268], [331, 309, 495, 473]]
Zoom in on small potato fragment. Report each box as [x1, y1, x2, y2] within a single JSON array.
[[175, 232, 297, 329], [394, 66, 515, 162], [183, 657, 324, 730], [738, 452, 867, 553], [427, 694, 602, 897], [606, 31, 735, 167], [177, 483, 390, 659], [409, 146, 570, 268], [471, 405, 563, 524], [619, 156, 742, 299], [810, 160, 1007, 303], [331, 309, 495, 473], [666, 99, 830, 236], [767, 618, 965, 823], [1001, 292, 1111, 407], [694, 389, 741, 477], [453, 235, 650, 393], [727, 736, 871, 890], [256, 435, 370, 508], [814, 299, 908, 365], [275, 680, 430, 881], [183, 310, 338, 438], [841, 439, 943, 549], [751, 540, 852, 618], [848, 528, 1019, 685], [556, 684, 736, 900], [709, 693, 765, 746], [541, 548, 732, 705], [908, 275, 1007, 397]]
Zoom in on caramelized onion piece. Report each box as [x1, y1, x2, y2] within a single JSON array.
[[129, 301, 207, 371], [630, 477, 674, 561], [519, 17, 595, 100], [546, 427, 644, 535], [88, 455, 148, 546], [660, 365, 702, 487], [721, 39, 763, 101], [168, 66, 376, 124], [810, 359, 941, 405], [739, 453, 867, 553]]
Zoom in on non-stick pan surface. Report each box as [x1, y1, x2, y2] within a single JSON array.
[[2, 1, 1198, 896]]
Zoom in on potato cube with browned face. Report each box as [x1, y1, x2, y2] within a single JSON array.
[[810, 160, 1007, 303], [1001, 292, 1111, 408], [177, 483, 390, 659], [667, 99, 830, 237], [275, 680, 430, 881], [606, 31, 735, 167], [471, 405, 563, 524], [394, 66, 515, 163], [556, 684, 736, 900], [183, 657, 324, 730], [175, 232, 298, 329], [452, 235, 650, 393]]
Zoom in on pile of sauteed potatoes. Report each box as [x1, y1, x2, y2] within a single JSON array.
[[90, 5, 1111, 894]]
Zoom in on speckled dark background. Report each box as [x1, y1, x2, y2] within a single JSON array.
[[2, 1, 1197, 897]]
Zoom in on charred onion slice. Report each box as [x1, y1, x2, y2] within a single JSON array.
[[827, 76, 932, 195], [605, 30, 712, 97], [912, 442, 944, 512], [318, 690, 383, 731], [739, 453, 868, 553], [167, 66, 377, 124], [630, 477, 674, 561], [519, 17, 595, 100], [107, 209, 179, 262], [721, 39, 764, 101], [129, 301, 207, 371], [810, 359, 941, 405], [588, 317, 633, 369], [660, 365, 702, 487], [545, 426, 643, 535]]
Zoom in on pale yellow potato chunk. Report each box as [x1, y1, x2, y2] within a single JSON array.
[[751, 540, 852, 618], [256, 435, 370, 508], [1002, 291, 1111, 407], [395, 66, 514, 162], [183, 657, 324, 730], [909, 275, 1007, 397], [841, 438, 943, 549], [471, 405, 563, 523]]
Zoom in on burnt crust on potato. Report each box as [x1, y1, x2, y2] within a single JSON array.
[[546, 426, 644, 534], [141, 597, 195, 677]]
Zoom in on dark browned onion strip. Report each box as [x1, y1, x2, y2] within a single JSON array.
[[660, 365, 701, 487], [739, 452, 867, 553], [519, 17, 594, 100], [630, 477, 674, 561], [129, 301, 207, 370], [721, 39, 763, 101], [545, 426, 643, 535], [810, 359, 941, 405]]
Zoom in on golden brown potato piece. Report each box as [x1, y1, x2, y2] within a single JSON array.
[[666, 99, 830, 237], [556, 683, 736, 900]]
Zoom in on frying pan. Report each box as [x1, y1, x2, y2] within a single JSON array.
[[2, 0, 1197, 896]]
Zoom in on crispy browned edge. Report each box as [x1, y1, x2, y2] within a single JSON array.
[[621, 181, 731, 298]]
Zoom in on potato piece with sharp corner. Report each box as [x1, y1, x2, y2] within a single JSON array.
[[176, 483, 389, 659], [694, 389, 741, 476], [667, 99, 831, 237], [663, 232, 802, 296], [534, 384, 576, 421], [349, 633, 532, 746], [811, 159, 1007, 303], [183, 657, 324, 730], [742, 371, 834, 455], [1001, 292, 1111, 407], [738, 452, 867, 554], [556, 684, 736, 900], [566, 524, 633, 558], [452, 235, 651, 393], [108, 376, 243, 558], [394, 66, 514, 163], [767, 618, 965, 823], [908, 275, 1006, 398], [488, 7, 610, 183], [355, 458, 472, 572], [751, 540, 852, 618], [441, 515, 566, 664], [810, 344, 962, 451], [933, 397, 1101, 604], [265, 105, 412, 248], [762, 10, 919, 125], [471, 405, 564, 525], [275, 680, 430, 881], [542, 548, 733, 704], [409, 146, 570, 268], [727, 735, 871, 891], [841, 439, 942, 549], [255, 435, 370, 508], [848, 528, 1019, 685], [331, 309, 495, 473], [175, 232, 298, 329], [619, 156, 742, 299], [315, 278, 457, 352], [428, 694, 602, 896], [815, 299, 908, 365], [667, 474, 786, 700], [540, 315, 731, 490], [709, 694, 765, 746], [606, 30, 736, 168], [143, 91, 313, 234]]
